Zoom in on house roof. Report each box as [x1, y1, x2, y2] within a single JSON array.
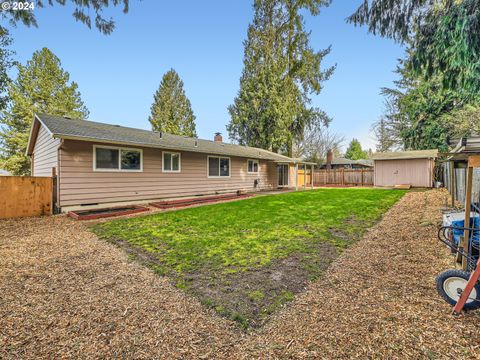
[[29, 114, 314, 164], [323, 157, 373, 167], [371, 149, 438, 160]]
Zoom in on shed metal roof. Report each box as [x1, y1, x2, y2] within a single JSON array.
[[30, 114, 311, 164], [371, 149, 438, 161]]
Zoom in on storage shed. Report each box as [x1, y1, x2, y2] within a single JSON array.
[[372, 149, 438, 188]]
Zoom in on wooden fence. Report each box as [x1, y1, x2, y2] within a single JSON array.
[[0, 176, 53, 219], [314, 169, 374, 186], [443, 161, 480, 206]]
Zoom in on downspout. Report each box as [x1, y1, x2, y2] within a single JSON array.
[[56, 139, 64, 213]]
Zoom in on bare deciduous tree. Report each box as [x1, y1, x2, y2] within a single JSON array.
[[293, 122, 344, 164]]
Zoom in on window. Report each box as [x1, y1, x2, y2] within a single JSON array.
[[247, 159, 259, 173], [121, 150, 141, 170], [93, 145, 142, 172], [208, 156, 230, 177], [163, 152, 181, 172], [96, 147, 119, 170]]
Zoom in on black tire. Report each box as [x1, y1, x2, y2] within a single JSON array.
[[436, 269, 480, 310]]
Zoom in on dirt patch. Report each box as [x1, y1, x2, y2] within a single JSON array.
[[105, 235, 338, 330], [328, 215, 365, 243], [184, 241, 338, 329]]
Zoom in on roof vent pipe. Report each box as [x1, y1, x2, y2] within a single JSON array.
[[159, 132, 163, 139], [194, 139, 198, 147]]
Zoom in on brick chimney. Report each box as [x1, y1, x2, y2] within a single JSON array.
[[326, 149, 333, 170], [214, 132, 223, 143]]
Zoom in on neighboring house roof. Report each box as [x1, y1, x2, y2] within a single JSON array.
[[450, 136, 480, 154], [0, 169, 11, 176], [322, 157, 373, 167], [447, 136, 480, 161], [28, 114, 314, 164], [371, 149, 438, 160]]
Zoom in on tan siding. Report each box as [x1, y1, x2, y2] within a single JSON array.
[[32, 125, 60, 176], [374, 159, 434, 187], [59, 140, 277, 207], [268, 162, 278, 188]]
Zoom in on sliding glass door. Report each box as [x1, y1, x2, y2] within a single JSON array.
[[277, 164, 289, 187]]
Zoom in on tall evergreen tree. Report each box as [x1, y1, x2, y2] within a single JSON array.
[[0, 48, 89, 175], [373, 57, 479, 152], [348, 0, 480, 99], [349, 1, 480, 151], [228, 0, 334, 156], [0, 27, 14, 114], [344, 139, 368, 160], [149, 69, 197, 137]]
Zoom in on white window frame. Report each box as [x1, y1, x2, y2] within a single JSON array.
[[247, 159, 260, 174], [207, 155, 231, 178], [162, 151, 181, 173], [93, 145, 143, 172]]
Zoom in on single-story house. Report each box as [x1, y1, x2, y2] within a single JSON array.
[[372, 149, 438, 188], [26, 114, 315, 212], [319, 157, 373, 170]]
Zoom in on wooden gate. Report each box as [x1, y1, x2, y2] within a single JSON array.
[[0, 176, 53, 219], [297, 167, 312, 187]]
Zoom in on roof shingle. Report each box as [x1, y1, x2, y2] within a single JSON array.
[[34, 114, 303, 163]]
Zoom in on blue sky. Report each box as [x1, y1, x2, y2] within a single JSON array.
[[7, 0, 404, 151]]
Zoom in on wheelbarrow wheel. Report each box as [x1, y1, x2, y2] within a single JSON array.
[[436, 269, 480, 310]]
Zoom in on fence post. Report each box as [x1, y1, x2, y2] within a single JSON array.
[[303, 164, 307, 190], [342, 168, 345, 186], [450, 160, 456, 207], [361, 169, 364, 186], [311, 165, 314, 189], [461, 165, 474, 269]]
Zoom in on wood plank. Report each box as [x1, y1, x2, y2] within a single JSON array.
[[450, 160, 456, 207], [468, 155, 480, 168], [461, 166, 474, 269]]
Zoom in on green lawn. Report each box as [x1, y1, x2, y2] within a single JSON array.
[[92, 188, 405, 329]]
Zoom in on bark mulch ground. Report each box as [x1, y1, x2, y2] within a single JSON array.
[[1, 189, 480, 359]]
